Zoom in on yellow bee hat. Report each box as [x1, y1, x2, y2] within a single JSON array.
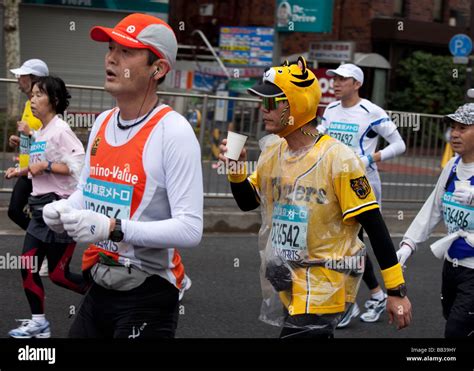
[[248, 56, 321, 138]]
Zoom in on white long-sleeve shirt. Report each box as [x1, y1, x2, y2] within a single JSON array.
[[68, 105, 203, 250], [403, 156, 474, 269], [317, 98, 406, 174]]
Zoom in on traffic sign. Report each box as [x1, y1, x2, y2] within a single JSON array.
[[453, 56, 469, 64], [449, 34, 473, 57]]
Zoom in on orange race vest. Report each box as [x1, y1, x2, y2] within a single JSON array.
[[81, 106, 185, 288]]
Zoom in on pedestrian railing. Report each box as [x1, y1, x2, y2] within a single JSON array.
[[0, 79, 449, 203]]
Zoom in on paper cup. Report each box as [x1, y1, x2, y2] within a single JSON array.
[[225, 131, 248, 161], [455, 180, 471, 191]]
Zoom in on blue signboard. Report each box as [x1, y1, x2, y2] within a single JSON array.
[[219, 27, 274, 67], [276, 0, 333, 33], [22, 0, 169, 14], [449, 34, 473, 57]]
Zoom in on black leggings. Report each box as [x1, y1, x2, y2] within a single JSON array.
[[359, 228, 380, 291], [21, 233, 88, 314], [69, 275, 179, 338], [441, 260, 474, 338], [8, 176, 32, 230]]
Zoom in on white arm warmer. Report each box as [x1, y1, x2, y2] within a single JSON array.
[[379, 130, 406, 161]]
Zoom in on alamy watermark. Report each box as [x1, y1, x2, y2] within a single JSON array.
[[58, 111, 97, 129], [0, 253, 38, 272], [18, 345, 55, 364], [388, 111, 420, 132], [324, 255, 364, 273], [215, 160, 258, 175]]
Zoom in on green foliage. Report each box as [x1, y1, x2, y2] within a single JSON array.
[[388, 51, 466, 115]]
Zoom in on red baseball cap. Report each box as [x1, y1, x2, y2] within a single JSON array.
[[90, 13, 177, 68]]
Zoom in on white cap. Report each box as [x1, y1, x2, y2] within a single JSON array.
[[327, 63, 364, 85], [10, 59, 49, 77]]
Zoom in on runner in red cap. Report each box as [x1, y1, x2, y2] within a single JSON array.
[[42, 13, 203, 338]]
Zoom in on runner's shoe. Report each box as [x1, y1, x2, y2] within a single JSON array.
[[360, 294, 387, 323], [336, 303, 360, 329], [179, 275, 192, 301], [9, 319, 51, 338]]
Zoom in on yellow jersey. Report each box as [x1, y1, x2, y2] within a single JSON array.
[[19, 100, 42, 169], [250, 134, 379, 317]]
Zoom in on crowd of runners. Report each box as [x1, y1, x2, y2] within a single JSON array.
[[3, 12, 473, 339]]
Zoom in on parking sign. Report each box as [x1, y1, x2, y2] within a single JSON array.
[[449, 34, 473, 57]]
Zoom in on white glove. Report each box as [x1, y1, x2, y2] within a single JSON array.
[[60, 209, 111, 244], [452, 187, 473, 206], [42, 199, 72, 233], [396, 244, 413, 267]]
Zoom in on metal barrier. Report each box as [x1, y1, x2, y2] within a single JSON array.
[[0, 79, 449, 203], [380, 111, 446, 203]]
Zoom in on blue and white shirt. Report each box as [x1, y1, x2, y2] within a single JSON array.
[[318, 99, 401, 173], [403, 156, 474, 269]]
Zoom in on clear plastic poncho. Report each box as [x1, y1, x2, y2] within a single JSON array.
[[253, 135, 372, 330]]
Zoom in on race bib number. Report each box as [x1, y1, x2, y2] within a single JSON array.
[[442, 192, 473, 234], [83, 177, 133, 220], [271, 204, 308, 261], [20, 133, 31, 156], [29, 140, 47, 164], [328, 122, 359, 148]]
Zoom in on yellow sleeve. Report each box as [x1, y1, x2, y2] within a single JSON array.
[[227, 161, 247, 183], [332, 146, 379, 224], [21, 101, 42, 131], [381, 263, 405, 289], [227, 162, 260, 189], [227, 168, 260, 205]]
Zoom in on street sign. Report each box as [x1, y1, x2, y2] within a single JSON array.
[[219, 27, 274, 67], [276, 0, 334, 33], [22, 0, 169, 15], [312, 68, 336, 105], [309, 41, 355, 63], [453, 56, 469, 65], [449, 34, 473, 57]]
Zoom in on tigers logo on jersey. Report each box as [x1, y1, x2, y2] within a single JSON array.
[[91, 137, 101, 156], [350, 176, 371, 199]]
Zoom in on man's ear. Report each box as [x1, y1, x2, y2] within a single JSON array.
[[152, 60, 170, 80]]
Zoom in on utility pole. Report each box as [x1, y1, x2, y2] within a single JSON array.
[[273, 1, 280, 65], [3, 0, 21, 119]]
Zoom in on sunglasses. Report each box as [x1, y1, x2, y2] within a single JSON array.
[[261, 96, 288, 110]]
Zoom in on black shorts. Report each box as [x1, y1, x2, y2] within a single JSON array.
[[69, 274, 179, 338], [27, 193, 73, 244], [280, 313, 342, 339]]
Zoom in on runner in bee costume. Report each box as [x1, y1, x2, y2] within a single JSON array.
[[219, 57, 412, 338]]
